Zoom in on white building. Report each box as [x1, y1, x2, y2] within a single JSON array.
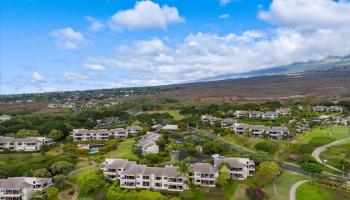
[[137, 132, 161, 154], [231, 123, 249, 135], [189, 163, 218, 187], [312, 106, 328, 112], [221, 118, 235, 129], [126, 126, 143, 135], [0, 115, 11, 122], [102, 159, 187, 192], [327, 106, 343, 112], [234, 111, 248, 118], [276, 108, 291, 116], [262, 112, 278, 120], [214, 157, 255, 180], [248, 125, 266, 137], [110, 128, 128, 139], [72, 129, 109, 141], [161, 125, 179, 133], [0, 177, 52, 200], [248, 111, 263, 119], [0, 137, 54, 152], [266, 127, 290, 140]]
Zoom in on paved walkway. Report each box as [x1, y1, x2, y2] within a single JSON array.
[[289, 180, 309, 200], [311, 138, 350, 173], [57, 163, 98, 200]]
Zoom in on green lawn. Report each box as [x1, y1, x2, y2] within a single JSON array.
[[297, 125, 350, 144], [220, 134, 264, 149], [147, 110, 184, 121], [320, 141, 350, 172], [103, 138, 139, 161], [262, 170, 306, 200], [296, 182, 350, 200], [192, 181, 240, 200]]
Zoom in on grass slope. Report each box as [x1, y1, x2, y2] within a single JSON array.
[[296, 182, 350, 200]]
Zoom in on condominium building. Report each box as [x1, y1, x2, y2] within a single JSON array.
[[126, 126, 143, 135], [189, 163, 218, 187], [0, 177, 52, 200], [231, 123, 249, 135], [214, 157, 255, 180], [161, 125, 179, 133], [248, 125, 266, 137], [137, 132, 161, 154], [0, 136, 54, 152], [110, 128, 128, 139], [72, 129, 109, 141], [221, 118, 235, 129], [261, 112, 278, 120], [327, 106, 343, 112], [248, 111, 263, 119], [266, 127, 290, 140], [276, 108, 292, 116], [234, 111, 248, 118], [102, 159, 187, 192]]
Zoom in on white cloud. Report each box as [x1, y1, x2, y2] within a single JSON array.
[[50, 27, 86, 49], [64, 72, 89, 80], [30, 72, 45, 83], [109, 0, 184, 30], [86, 16, 105, 32], [83, 58, 106, 71], [134, 39, 167, 54], [259, 0, 350, 30], [219, 0, 231, 6], [218, 14, 230, 19]]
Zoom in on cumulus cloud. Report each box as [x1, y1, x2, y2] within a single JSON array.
[[219, 0, 231, 6], [64, 72, 89, 80], [50, 27, 86, 49], [86, 16, 105, 32], [218, 14, 230, 19], [259, 0, 350, 30], [109, 0, 184, 30], [83, 58, 106, 71], [30, 72, 45, 83]]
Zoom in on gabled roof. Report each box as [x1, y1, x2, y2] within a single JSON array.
[[190, 163, 218, 174]]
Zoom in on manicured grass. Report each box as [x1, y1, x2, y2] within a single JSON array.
[[296, 182, 350, 200], [103, 138, 139, 161], [147, 110, 184, 121], [297, 125, 350, 144], [192, 181, 240, 200], [262, 170, 306, 200], [220, 134, 264, 149], [320, 141, 350, 172]]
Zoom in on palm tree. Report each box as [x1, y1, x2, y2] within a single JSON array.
[[178, 160, 192, 188]]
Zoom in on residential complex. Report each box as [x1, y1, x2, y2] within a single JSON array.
[[0, 136, 54, 152], [137, 132, 161, 154], [230, 123, 290, 140], [0, 177, 52, 200], [102, 157, 254, 191], [214, 157, 255, 180], [72, 126, 143, 141], [189, 163, 218, 187], [102, 159, 187, 192], [312, 105, 343, 112]]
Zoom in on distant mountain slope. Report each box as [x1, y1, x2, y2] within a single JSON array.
[[194, 55, 350, 82]]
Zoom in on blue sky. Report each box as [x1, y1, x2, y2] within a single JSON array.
[[1, 0, 350, 94]]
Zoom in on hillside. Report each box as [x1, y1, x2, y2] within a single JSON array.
[[194, 55, 350, 82], [156, 71, 350, 102]]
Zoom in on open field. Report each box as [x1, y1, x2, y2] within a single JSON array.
[[296, 182, 350, 200], [320, 140, 350, 172], [296, 125, 350, 144], [147, 109, 185, 120], [102, 138, 139, 161]]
